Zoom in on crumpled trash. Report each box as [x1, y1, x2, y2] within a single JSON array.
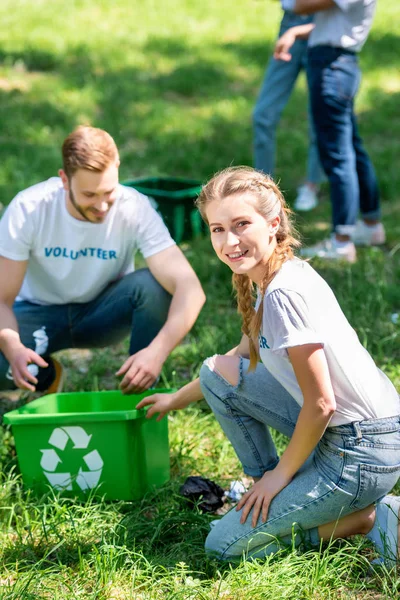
[[391, 313, 399, 325], [225, 480, 247, 502], [179, 476, 225, 513]]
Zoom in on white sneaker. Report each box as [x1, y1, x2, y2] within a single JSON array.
[[300, 236, 357, 263], [294, 185, 318, 212], [351, 220, 386, 246], [366, 495, 400, 569]]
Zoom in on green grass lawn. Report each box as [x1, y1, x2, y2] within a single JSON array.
[[0, 1, 400, 597]]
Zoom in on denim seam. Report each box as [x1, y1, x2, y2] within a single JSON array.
[[331, 416, 400, 435], [220, 484, 339, 559], [220, 396, 269, 474], [218, 390, 297, 433], [238, 396, 297, 431], [331, 61, 359, 102], [218, 389, 297, 441], [315, 436, 347, 490], [350, 443, 400, 450], [350, 462, 400, 511]]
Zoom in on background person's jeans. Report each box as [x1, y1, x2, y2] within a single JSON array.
[[200, 358, 400, 561], [0, 269, 171, 391], [253, 11, 324, 184], [307, 46, 380, 235]]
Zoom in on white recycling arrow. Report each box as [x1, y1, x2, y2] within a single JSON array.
[[42, 426, 102, 492], [76, 468, 102, 491], [48, 427, 69, 450], [43, 471, 73, 491], [62, 426, 92, 449], [83, 450, 103, 471], [40, 449, 62, 471], [48, 426, 92, 450]]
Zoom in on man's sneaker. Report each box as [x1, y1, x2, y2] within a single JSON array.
[[351, 220, 386, 246], [294, 185, 318, 212], [300, 236, 357, 263], [45, 358, 65, 394]]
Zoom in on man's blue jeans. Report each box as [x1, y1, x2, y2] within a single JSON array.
[[253, 11, 324, 184], [307, 46, 380, 235], [0, 269, 171, 390]]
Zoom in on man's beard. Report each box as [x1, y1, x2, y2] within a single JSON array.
[[69, 187, 92, 222]]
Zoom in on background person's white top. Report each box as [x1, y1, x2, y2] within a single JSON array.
[[0, 177, 175, 305], [308, 0, 377, 52], [258, 259, 399, 427]]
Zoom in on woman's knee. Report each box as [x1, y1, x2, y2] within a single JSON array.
[[205, 520, 252, 563], [200, 354, 240, 387], [204, 524, 229, 561]]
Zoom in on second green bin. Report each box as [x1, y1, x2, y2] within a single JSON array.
[[123, 177, 204, 243]]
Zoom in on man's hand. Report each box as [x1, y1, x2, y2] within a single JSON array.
[[116, 347, 164, 394], [8, 344, 48, 392], [236, 470, 291, 528], [273, 29, 297, 61], [136, 391, 181, 420]]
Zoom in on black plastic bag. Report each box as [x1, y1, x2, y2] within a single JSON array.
[[179, 476, 225, 513]]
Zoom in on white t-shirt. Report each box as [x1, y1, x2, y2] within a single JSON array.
[[0, 177, 175, 305], [309, 0, 377, 52], [258, 259, 399, 426]]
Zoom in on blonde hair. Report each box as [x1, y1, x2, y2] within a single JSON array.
[[62, 126, 119, 178], [196, 166, 300, 370]]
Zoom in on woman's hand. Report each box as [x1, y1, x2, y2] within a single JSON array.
[[273, 23, 315, 61], [273, 29, 297, 61], [136, 391, 182, 421], [236, 470, 291, 528], [136, 377, 204, 420]]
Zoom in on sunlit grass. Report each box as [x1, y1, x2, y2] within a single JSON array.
[[0, 0, 399, 597]]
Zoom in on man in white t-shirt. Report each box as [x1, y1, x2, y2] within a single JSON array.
[[0, 126, 205, 394]]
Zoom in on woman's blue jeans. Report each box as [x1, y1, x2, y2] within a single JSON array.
[[253, 11, 324, 184], [200, 358, 400, 562], [307, 46, 380, 234], [0, 269, 171, 390]]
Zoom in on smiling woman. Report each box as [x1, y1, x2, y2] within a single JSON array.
[[197, 167, 300, 370], [207, 194, 279, 273], [137, 166, 400, 566]]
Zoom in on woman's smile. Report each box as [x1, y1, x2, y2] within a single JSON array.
[[226, 249, 249, 261], [206, 192, 278, 283]]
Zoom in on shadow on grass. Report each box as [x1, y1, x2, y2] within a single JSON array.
[[0, 30, 398, 202], [115, 482, 223, 575]]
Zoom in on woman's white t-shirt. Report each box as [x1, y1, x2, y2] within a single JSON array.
[[0, 177, 175, 305], [258, 259, 399, 426]]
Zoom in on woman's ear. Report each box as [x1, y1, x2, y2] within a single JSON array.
[[269, 215, 280, 236]]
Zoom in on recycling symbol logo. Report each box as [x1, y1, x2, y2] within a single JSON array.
[[40, 426, 103, 491]]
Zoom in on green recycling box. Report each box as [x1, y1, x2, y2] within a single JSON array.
[[123, 177, 204, 243], [3, 390, 170, 501]]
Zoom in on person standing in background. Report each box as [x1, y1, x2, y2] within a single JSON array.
[[253, 2, 325, 212], [275, 0, 384, 262]]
